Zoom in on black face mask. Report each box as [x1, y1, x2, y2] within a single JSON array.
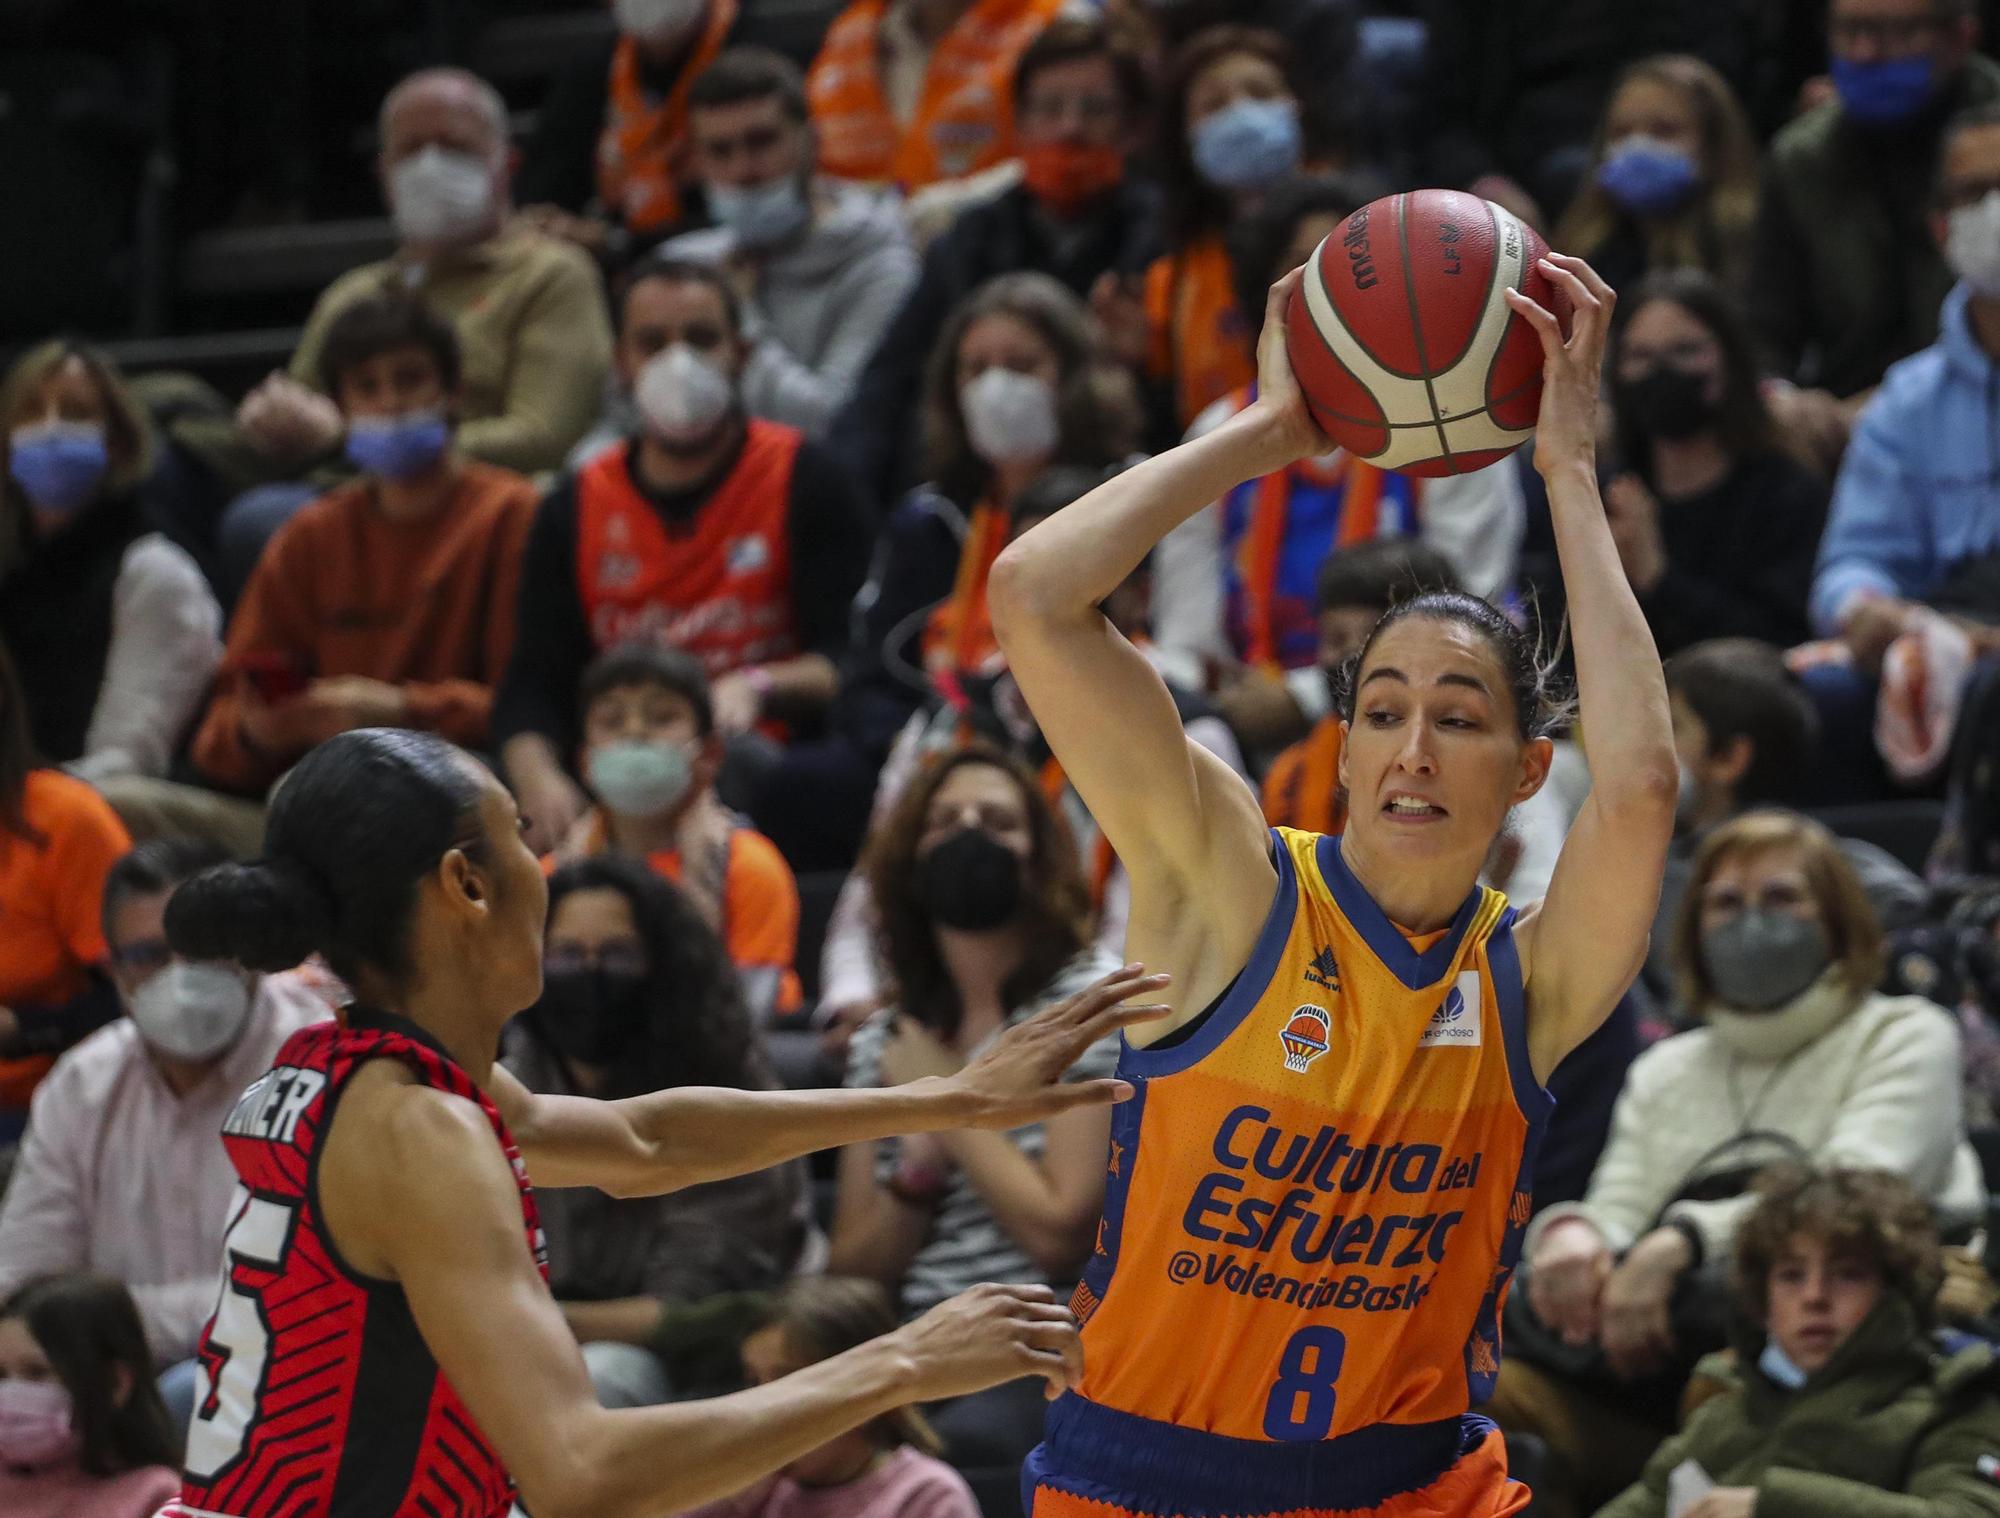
[[917, 828, 1024, 931], [1616, 365, 1718, 441], [528, 967, 648, 1067]]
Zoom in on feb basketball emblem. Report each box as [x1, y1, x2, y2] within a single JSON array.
[[1278, 1005, 1331, 1073]]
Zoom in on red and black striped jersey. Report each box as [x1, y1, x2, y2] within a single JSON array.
[[169, 1008, 548, 1518]]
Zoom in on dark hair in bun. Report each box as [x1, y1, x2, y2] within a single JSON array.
[[165, 729, 489, 987]]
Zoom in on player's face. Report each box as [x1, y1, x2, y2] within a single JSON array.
[[464, 766, 551, 1015], [1764, 1235, 1883, 1374], [1602, 75, 1702, 161], [1339, 618, 1547, 863], [0, 1317, 55, 1382]]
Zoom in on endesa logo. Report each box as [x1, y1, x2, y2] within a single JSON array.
[[1179, 1106, 1481, 1270], [1419, 972, 1482, 1049]]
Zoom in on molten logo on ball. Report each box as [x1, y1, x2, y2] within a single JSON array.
[[1285, 187, 1571, 477]]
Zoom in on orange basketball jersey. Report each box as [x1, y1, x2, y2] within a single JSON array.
[[1069, 827, 1549, 1445]]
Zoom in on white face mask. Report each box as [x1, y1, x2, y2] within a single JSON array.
[[128, 962, 254, 1063], [1946, 189, 2000, 297], [707, 177, 811, 250], [614, 0, 707, 42], [390, 144, 496, 246], [960, 367, 1060, 467], [636, 343, 735, 446]]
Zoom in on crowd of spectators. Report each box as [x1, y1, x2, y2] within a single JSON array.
[[9, 1, 2000, 1514]]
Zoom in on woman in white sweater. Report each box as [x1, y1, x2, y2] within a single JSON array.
[[1490, 809, 1983, 1515]]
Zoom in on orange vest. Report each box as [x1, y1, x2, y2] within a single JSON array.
[[1143, 236, 1256, 431], [596, 0, 739, 236], [806, 0, 1063, 189], [1071, 829, 1546, 1442], [1262, 718, 1348, 838], [574, 423, 805, 675]]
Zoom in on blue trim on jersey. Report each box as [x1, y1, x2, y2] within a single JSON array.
[[1316, 834, 1483, 990], [1074, 1066, 1148, 1312], [1118, 832, 1298, 1078], [1025, 1395, 1497, 1516], [1486, 910, 1554, 1126]]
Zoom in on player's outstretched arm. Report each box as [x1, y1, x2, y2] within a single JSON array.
[[322, 1080, 1083, 1518], [985, 270, 1329, 1023], [1504, 255, 1677, 1082], [493, 963, 1169, 1196]]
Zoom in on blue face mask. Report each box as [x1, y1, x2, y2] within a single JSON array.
[[9, 421, 109, 514], [344, 408, 450, 480], [1831, 54, 1938, 126], [707, 176, 811, 250], [1190, 97, 1303, 192], [1596, 136, 1700, 216]]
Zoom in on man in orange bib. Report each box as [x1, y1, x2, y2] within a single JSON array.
[[990, 254, 1677, 1516], [495, 260, 873, 852]]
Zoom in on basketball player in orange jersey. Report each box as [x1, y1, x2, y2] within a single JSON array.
[[989, 251, 1675, 1516]]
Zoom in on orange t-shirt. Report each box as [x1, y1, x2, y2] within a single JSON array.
[[544, 815, 803, 1015], [193, 461, 539, 795], [1261, 717, 1347, 838], [0, 770, 131, 1107], [807, 0, 1063, 190]]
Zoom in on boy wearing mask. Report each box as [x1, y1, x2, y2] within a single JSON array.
[[496, 259, 873, 852], [548, 643, 802, 1022], [190, 292, 538, 805]]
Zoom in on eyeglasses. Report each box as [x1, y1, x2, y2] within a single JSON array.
[[108, 938, 173, 976], [1020, 93, 1123, 129], [544, 944, 648, 979]]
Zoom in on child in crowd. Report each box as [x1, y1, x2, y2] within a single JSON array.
[[674, 1278, 979, 1518], [0, 1274, 179, 1518]]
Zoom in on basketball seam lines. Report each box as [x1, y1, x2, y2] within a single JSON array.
[[1394, 192, 1458, 472]]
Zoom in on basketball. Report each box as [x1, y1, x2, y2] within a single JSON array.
[[1285, 189, 1569, 477]]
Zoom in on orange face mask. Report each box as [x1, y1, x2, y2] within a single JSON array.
[[1021, 141, 1125, 216]]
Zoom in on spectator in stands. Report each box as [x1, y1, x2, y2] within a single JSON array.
[[1151, 175, 1522, 758], [814, 466, 1247, 1050], [0, 343, 220, 787], [1259, 539, 1462, 838], [1812, 102, 2000, 661], [834, 10, 1161, 502], [679, 1278, 980, 1518], [647, 49, 919, 436], [152, 295, 538, 854], [0, 1275, 180, 1518], [520, 0, 749, 262], [1597, 1167, 2000, 1518], [496, 259, 874, 854], [503, 856, 808, 1408], [806, 0, 1064, 192], [757, 272, 1139, 871], [1114, 27, 1342, 437], [1493, 810, 1984, 1515], [215, 67, 612, 588], [1551, 54, 1761, 300], [0, 640, 129, 1137], [1138, 0, 1358, 134], [546, 644, 801, 1022], [1601, 270, 1826, 656], [0, 842, 326, 1427], [831, 744, 1119, 1466], [1655, 640, 1926, 1008], [1753, 0, 2000, 463]]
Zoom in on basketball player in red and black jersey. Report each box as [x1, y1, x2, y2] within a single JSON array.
[[159, 727, 1168, 1518]]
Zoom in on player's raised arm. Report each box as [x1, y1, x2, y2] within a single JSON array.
[[985, 272, 1332, 1012], [1504, 255, 1677, 1079], [495, 962, 1170, 1195], [325, 1075, 1082, 1518]]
